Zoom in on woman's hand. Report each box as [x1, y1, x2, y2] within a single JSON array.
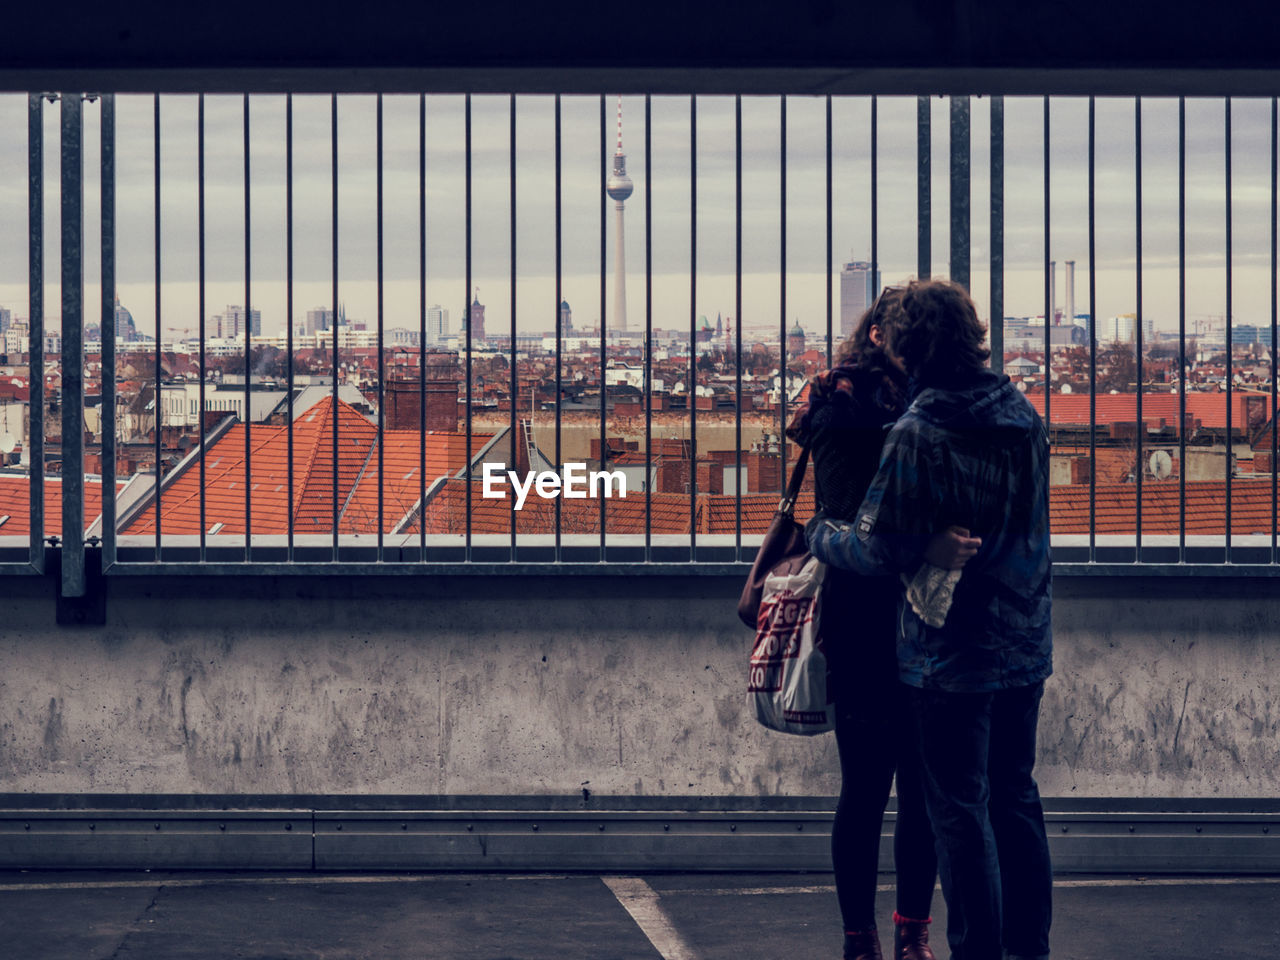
[[924, 525, 982, 570]]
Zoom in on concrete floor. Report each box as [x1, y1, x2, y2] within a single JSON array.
[[0, 871, 1276, 959]]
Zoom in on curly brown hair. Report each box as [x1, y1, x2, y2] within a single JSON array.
[[887, 279, 990, 382], [833, 286, 906, 367]]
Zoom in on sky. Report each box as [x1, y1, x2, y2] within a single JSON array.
[[0, 92, 1276, 344]]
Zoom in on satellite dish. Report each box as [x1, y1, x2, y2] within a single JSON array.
[[0, 434, 14, 454], [1149, 450, 1173, 480]]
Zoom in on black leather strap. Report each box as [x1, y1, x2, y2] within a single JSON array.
[[777, 445, 809, 516]]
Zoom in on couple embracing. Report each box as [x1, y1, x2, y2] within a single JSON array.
[[790, 279, 1053, 960]]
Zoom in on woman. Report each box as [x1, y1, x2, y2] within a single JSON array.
[[788, 289, 961, 960]]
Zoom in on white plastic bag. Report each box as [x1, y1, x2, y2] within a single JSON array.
[[747, 555, 834, 735]]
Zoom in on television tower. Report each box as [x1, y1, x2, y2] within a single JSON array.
[[606, 96, 634, 335]]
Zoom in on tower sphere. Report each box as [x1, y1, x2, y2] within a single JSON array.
[[607, 155, 633, 202]]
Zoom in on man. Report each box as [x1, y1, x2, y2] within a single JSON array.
[[805, 279, 1053, 960]]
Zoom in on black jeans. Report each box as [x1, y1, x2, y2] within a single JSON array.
[[832, 682, 937, 931], [909, 682, 1052, 960]]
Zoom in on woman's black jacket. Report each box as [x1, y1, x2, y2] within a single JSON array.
[[788, 353, 908, 705]]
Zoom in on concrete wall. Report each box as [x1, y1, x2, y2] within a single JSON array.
[[1, 572, 1277, 800]]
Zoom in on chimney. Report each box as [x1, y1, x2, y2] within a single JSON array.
[[1049, 260, 1056, 325], [1065, 260, 1076, 329], [425, 380, 460, 432], [386, 378, 460, 432], [745, 450, 782, 495]]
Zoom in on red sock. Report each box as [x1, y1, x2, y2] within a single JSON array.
[[892, 911, 932, 925]]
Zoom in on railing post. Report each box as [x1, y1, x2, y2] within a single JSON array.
[[990, 95, 1004, 373], [917, 95, 930, 280], [60, 92, 85, 599], [101, 94, 116, 570], [950, 95, 971, 290], [27, 94, 46, 574]]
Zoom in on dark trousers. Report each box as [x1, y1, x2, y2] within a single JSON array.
[[832, 682, 937, 931], [909, 682, 1052, 960]]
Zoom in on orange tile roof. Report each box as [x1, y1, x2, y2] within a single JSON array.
[[340, 431, 476, 534], [1026, 391, 1270, 431], [0, 474, 116, 537], [122, 397, 488, 536], [1050, 479, 1280, 535]]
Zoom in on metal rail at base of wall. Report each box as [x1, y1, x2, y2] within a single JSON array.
[[1, 803, 1277, 874]]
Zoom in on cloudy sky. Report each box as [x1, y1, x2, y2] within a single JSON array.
[[0, 93, 1275, 344]]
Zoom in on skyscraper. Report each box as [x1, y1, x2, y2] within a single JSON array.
[[115, 296, 139, 342], [839, 260, 877, 338], [427, 305, 449, 343], [306, 307, 333, 335], [214, 304, 262, 339], [606, 96, 634, 336]]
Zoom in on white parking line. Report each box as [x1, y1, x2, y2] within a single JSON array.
[[0, 873, 570, 893], [603, 876, 701, 960]]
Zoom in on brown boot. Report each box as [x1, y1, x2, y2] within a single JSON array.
[[892, 911, 937, 960], [843, 927, 885, 960]]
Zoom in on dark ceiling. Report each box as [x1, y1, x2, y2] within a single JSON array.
[[5, 1, 1279, 94]]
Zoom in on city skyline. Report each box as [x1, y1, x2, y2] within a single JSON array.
[[1, 94, 1277, 344]]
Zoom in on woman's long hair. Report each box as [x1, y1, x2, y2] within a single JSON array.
[[834, 287, 905, 368], [831, 287, 909, 414]]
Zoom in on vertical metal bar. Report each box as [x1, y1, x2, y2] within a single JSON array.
[[1043, 96, 1052, 458], [917, 95, 931, 279], [243, 93, 252, 562], [1088, 96, 1097, 562], [101, 95, 116, 570], [376, 94, 385, 561], [286, 94, 294, 562], [419, 94, 426, 558], [871, 95, 879, 301], [1272, 96, 1278, 565], [1225, 97, 1233, 562], [825, 95, 833, 367], [950, 95, 971, 290], [554, 94, 563, 561], [153, 93, 162, 561], [689, 94, 697, 556], [198, 95, 207, 561], [599, 94, 607, 558], [27, 94, 45, 572], [989, 96, 1004, 374], [644, 94, 652, 559], [1135, 97, 1144, 560], [1179, 97, 1187, 561], [464, 94, 473, 561], [331, 94, 339, 560], [511, 94, 519, 560], [779, 96, 787, 500], [61, 92, 85, 596], [734, 95, 743, 558]]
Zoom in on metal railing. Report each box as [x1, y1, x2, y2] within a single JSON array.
[[2, 91, 1279, 587]]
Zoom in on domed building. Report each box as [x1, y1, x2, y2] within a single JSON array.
[[787, 321, 805, 357]]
